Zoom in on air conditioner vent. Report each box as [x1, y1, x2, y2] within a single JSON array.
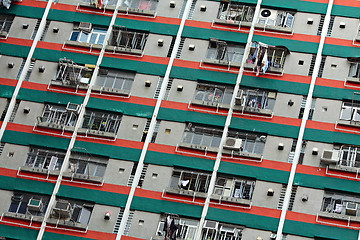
[[27, 199, 43, 212], [204, 220, 218, 229], [223, 138, 242, 150], [320, 149, 340, 164], [53, 200, 72, 218], [79, 22, 92, 32], [346, 202, 358, 216]]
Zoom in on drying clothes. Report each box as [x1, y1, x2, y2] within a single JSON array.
[[163, 218, 179, 240], [180, 180, 190, 187], [261, 50, 269, 75], [0, 0, 12, 9]]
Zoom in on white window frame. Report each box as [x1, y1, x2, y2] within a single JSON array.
[[70, 28, 107, 45], [25, 148, 65, 171], [213, 177, 255, 200], [339, 146, 360, 168]]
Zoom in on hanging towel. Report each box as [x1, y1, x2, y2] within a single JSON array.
[[261, 50, 269, 74]]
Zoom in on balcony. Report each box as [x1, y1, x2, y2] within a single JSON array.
[[50, 58, 93, 90], [233, 88, 276, 117], [345, 59, 360, 84], [255, 8, 295, 34], [337, 101, 360, 129], [106, 26, 148, 56], [244, 42, 290, 76], [78, 0, 117, 10], [201, 221, 243, 240], [0, 15, 14, 38], [154, 215, 198, 240], [190, 83, 233, 110], [214, 3, 254, 28], [35, 103, 80, 133], [202, 39, 244, 68], [119, 0, 158, 16], [92, 69, 134, 97]]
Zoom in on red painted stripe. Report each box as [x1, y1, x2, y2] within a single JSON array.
[[325, 38, 360, 48], [6, 122, 73, 138], [296, 164, 360, 182], [0, 37, 33, 47], [13, 0, 47, 8], [0, 78, 18, 87], [333, 0, 360, 7]]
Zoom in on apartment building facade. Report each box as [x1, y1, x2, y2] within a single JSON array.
[[0, 0, 359, 239]]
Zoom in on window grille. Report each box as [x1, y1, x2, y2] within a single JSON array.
[[70, 28, 107, 45], [121, 0, 158, 11], [236, 88, 276, 111], [39, 104, 79, 127], [206, 40, 244, 63], [25, 148, 65, 171], [109, 26, 148, 51], [95, 70, 134, 91], [213, 176, 255, 200], [217, 3, 254, 23], [169, 169, 211, 193], [82, 110, 122, 133], [194, 84, 233, 105]]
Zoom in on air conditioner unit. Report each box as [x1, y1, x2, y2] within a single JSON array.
[[220, 225, 235, 233], [223, 138, 242, 151], [259, 9, 278, 25], [53, 200, 72, 218], [235, 90, 245, 106], [27, 199, 43, 212], [204, 220, 218, 229], [66, 103, 81, 114], [270, 233, 277, 240], [79, 22, 92, 32], [320, 149, 340, 164], [345, 202, 358, 216]]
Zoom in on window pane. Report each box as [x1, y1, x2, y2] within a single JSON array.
[[89, 33, 98, 44], [70, 31, 80, 41], [97, 34, 105, 45], [79, 32, 89, 42]]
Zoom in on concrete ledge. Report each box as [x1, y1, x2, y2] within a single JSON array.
[[37, 121, 75, 132], [222, 149, 262, 160], [254, 23, 293, 33], [203, 58, 241, 68], [213, 19, 252, 28], [92, 85, 130, 96], [165, 188, 207, 198], [78, 128, 116, 138], [210, 194, 251, 205], [118, 6, 156, 16], [62, 172, 103, 183], [4, 212, 44, 222], [20, 166, 60, 175], [233, 105, 273, 116], [50, 80, 89, 89], [78, 2, 116, 10], [346, 77, 360, 84], [243, 62, 283, 74], [65, 40, 103, 50], [338, 119, 360, 128], [318, 212, 360, 223], [0, 31, 7, 38], [328, 164, 360, 173], [191, 99, 230, 109], [47, 217, 87, 230], [178, 142, 219, 153]]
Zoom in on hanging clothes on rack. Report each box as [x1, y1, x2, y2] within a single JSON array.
[[163, 214, 179, 240]]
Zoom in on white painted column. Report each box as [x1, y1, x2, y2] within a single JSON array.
[[35, 0, 124, 239], [115, 0, 194, 238], [193, 1, 263, 239], [275, 1, 334, 239]]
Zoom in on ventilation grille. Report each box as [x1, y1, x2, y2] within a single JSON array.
[[0, 99, 10, 121], [153, 77, 163, 99], [31, 19, 41, 40], [127, 163, 138, 186], [167, 36, 176, 58], [317, 15, 325, 36], [113, 208, 124, 234], [24, 59, 36, 81], [141, 119, 152, 142], [288, 186, 297, 211], [0, 142, 5, 157], [176, 38, 185, 59], [317, 56, 326, 78], [40, 20, 50, 41], [9, 101, 19, 123], [151, 120, 161, 143], [163, 78, 173, 100], [187, 0, 197, 19], [123, 210, 134, 236], [326, 16, 335, 37], [277, 184, 287, 209], [307, 54, 316, 76], [137, 163, 149, 187], [16, 58, 26, 80]]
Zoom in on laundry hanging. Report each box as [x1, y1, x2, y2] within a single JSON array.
[[0, 0, 12, 9], [163, 215, 179, 240]]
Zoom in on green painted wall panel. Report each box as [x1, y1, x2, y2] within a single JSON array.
[[144, 151, 215, 172], [1, 130, 70, 150], [0, 224, 38, 240], [114, 18, 179, 36], [303, 128, 360, 146], [17, 88, 84, 105], [219, 161, 290, 184], [332, 5, 360, 19], [230, 118, 300, 139], [207, 207, 279, 232], [313, 85, 359, 101], [0, 43, 30, 58], [58, 185, 128, 208], [0, 175, 54, 195], [283, 219, 358, 240], [74, 140, 142, 161], [33, 48, 98, 66], [101, 57, 167, 76], [294, 173, 360, 195], [0, 85, 15, 98], [48, 9, 111, 26], [323, 44, 360, 59], [131, 196, 204, 219], [158, 107, 226, 127], [0, 5, 44, 19], [87, 96, 154, 118], [261, 0, 327, 14]]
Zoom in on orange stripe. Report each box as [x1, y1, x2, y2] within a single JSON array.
[[325, 37, 360, 48], [0, 78, 18, 86], [0, 37, 33, 47]]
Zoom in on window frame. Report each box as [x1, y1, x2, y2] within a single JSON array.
[[40, 104, 79, 127], [70, 28, 107, 45], [206, 40, 245, 63], [217, 3, 255, 23], [82, 109, 122, 133], [213, 176, 255, 200], [121, 0, 159, 11], [181, 124, 223, 148], [348, 62, 360, 79], [321, 192, 360, 216], [25, 148, 65, 171], [238, 88, 276, 111], [109, 28, 148, 51], [95, 70, 135, 91], [170, 169, 211, 193]]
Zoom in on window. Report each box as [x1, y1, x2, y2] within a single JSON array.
[[109, 26, 148, 51], [8, 193, 49, 216], [169, 169, 211, 193], [193, 84, 233, 105], [349, 62, 360, 79], [217, 3, 254, 23], [181, 124, 222, 148], [121, 0, 158, 11], [54, 58, 93, 86], [321, 192, 360, 216], [340, 102, 360, 122], [258, 9, 295, 28], [24, 148, 65, 171], [236, 88, 276, 111], [201, 221, 243, 240], [68, 158, 107, 178], [82, 110, 122, 133], [95, 70, 134, 91], [213, 176, 255, 200], [39, 104, 79, 127], [156, 216, 198, 240], [206, 40, 245, 63], [228, 132, 266, 155], [339, 146, 360, 168], [0, 15, 14, 33], [83, 0, 117, 6], [70, 28, 107, 45], [247, 42, 289, 71]]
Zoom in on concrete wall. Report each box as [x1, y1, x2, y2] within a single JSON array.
[[156, 0, 183, 18], [251, 180, 282, 209], [127, 210, 161, 239], [0, 190, 14, 214], [311, 98, 342, 124], [301, 141, 334, 168], [191, 0, 220, 23], [283, 52, 313, 76], [292, 187, 324, 215], [0, 98, 7, 117], [179, 38, 209, 62], [262, 136, 294, 163], [0, 143, 29, 170], [13, 101, 44, 126], [241, 227, 276, 240], [167, 79, 197, 104], [141, 164, 173, 192], [293, 12, 322, 36], [103, 159, 134, 186], [321, 56, 350, 81], [273, 93, 303, 118], [155, 121, 186, 146], [43, 21, 74, 44], [88, 204, 121, 233], [8, 16, 38, 40], [0, 55, 24, 79], [131, 73, 159, 98], [330, 17, 360, 40], [117, 116, 148, 142], [28, 60, 58, 84], [143, 34, 173, 58]]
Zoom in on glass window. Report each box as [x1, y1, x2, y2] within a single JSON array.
[[321, 192, 360, 216], [95, 70, 135, 91], [169, 170, 211, 193], [156, 216, 198, 240], [181, 124, 223, 148], [82, 110, 122, 133], [25, 148, 65, 171], [237, 88, 276, 111], [206, 40, 244, 63], [339, 146, 360, 168], [0, 15, 14, 33], [39, 104, 79, 127], [227, 132, 266, 155], [122, 0, 158, 11], [8, 193, 49, 216], [70, 28, 106, 45], [109, 28, 148, 50], [340, 103, 360, 122], [257, 10, 295, 28], [68, 158, 107, 178], [201, 222, 243, 240], [214, 176, 255, 200], [217, 3, 254, 23], [349, 63, 360, 78]]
